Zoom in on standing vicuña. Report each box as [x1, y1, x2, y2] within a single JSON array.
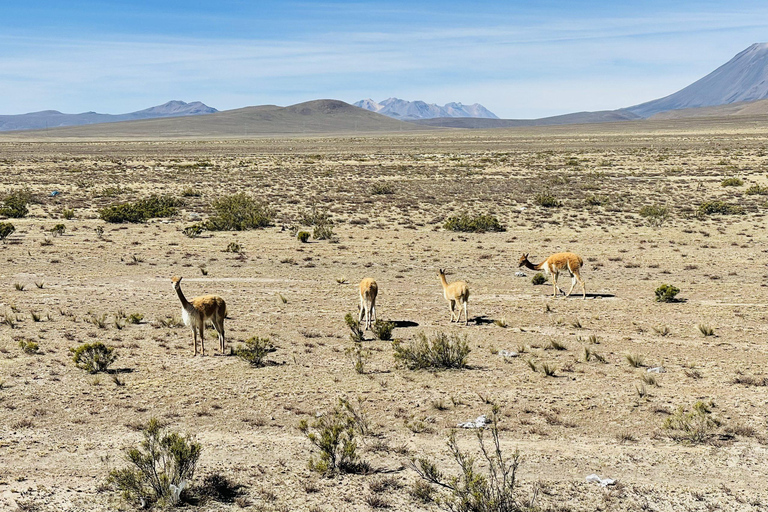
[[358, 278, 378, 330], [519, 252, 586, 299], [438, 269, 470, 325], [171, 276, 227, 356]]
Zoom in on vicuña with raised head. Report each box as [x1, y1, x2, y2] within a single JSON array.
[[171, 276, 227, 356], [438, 269, 470, 325], [358, 277, 378, 330], [519, 252, 586, 299]]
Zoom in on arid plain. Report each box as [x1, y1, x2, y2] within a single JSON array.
[[1, 119, 768, 511]]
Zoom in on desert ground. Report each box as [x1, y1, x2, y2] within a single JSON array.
[[0, 121, 767, 511]]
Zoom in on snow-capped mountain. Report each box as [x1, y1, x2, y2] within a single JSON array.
[[627, 43, 768, 118], [354, 98, 498, 120], [0, 100, 217, 132]]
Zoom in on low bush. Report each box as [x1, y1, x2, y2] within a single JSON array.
[[444, 213, 505, 233], [182, 224, 205, 238], [392, 331, 470, 370], [372, 320, 395, 341], [663, 401, 720, 444], [313, 223, 335, 240], [0, 190, 31, 218], [745, 184, 768, 195], [19, 339, 40, 355], [99, 194, 183, 223], [108, 418, 201, 508], [639, 204, 670, 227], [298, 399, 369, 476], [70, 342, 117, 373], [50, 224, 66, 236], [531, 273, 546, 285], [655, 284, 680, 303], [0, 222, 15, 243], [297, 231, 311, 243], [720, 177, 743, 187], [534, 193, 561, 208], [205, 193, 275, 231], [370, 182, 395, 195], [345, 313, 364, 343], [235, 336, 276, 366], [411, 405, 533, 512], [697, 200, 744, 216]]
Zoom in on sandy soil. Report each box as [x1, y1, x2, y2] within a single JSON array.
[[0, 126, 767, 511]]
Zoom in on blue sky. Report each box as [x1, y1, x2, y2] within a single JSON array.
[[2, 0, 768, 118]]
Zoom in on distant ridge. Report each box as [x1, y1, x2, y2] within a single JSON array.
[[0, 100, 217, 132], [410, 109, 641, 128], [354, 98, 498, 120], [0, 100, 430, 139], [627, 43, 768, 117]]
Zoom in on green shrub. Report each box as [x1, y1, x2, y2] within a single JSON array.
[[345, 313, 364, 343], [298, 399, 369, 476], [108, 418, 201, 508], [235, 336, 276, 366], [206, 193, 274, 230], [297, 231, 311, 243], [99, 194, 183, 223], [655, 284, 680, 303], [534, 193, 561, 208], [392, 331, 470, 370], [182, 224, 205, 238], [345, 344, 370, 374], [61, 208, 75, 220], [720, 177, 743, 187], [225, 241, 242, 253], [697, 200, 744, 216], [411, 405, 532, 512], [531, 273, 546, 285], [663, 401, 720, 444], [70, 342, 117, 373], [0, 222, 15, 243], [639, 204, 670, 227], [50, 223, 66, 236], [372, 320, 395, 341], [300, 205, 333, 227], [127, 313, 144, 324], [370, 182, 395, 195], [745, 184, 768, 195], [0, 190, 31, 218], [584, 195, 609, 206], [19, 339, 40, 355], [443, 213, 505, 233], [313, 223, 335, 240]]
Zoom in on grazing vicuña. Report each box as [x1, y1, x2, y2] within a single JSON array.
[[519, 252, 586, 299], [438, 269, 470, 325], [171, 276, 227, 356]]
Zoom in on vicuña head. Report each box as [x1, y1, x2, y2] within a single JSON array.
[[518, 252, 586, 299], [171, 276, 227, 356], [438, 268, 470, 325]]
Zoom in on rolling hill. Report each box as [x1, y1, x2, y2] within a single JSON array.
[[0, 100, 429, 139]]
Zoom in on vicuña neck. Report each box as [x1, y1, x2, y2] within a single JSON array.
[[175, 285, 190, 307], [522, 260, 543, 271], [439, 274, 449, 287]]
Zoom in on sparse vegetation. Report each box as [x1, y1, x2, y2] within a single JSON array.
[[625, 353, 645, 368], [345, 343, 370, 374], [108, 418, 201, 508], [720, 177, 743, 187], [0, 190, 31, 218], [745, 183, 768, 195], [205, 193, 275, 230], [297, 231, 311, 243], [298, 399, 369, 476], [697, 200, 744, 216], [371, 320, 395, 341], [655, 284, 680, 302], [370, 182, 395, 195], [99, 194, 183, 223], [19, 339, 40, 355], [411, 405, 533, 512], [0, 222, 15, 243], [639, 204, 670, 227], [70, 342, 117, 373], [345, 313, 364, 343], [531, 273, 546, 285], [392, 331, 470, 370], [235, 336, 276, 366], [663, 401, 721, 444], [698, 324, 715, 337], [443, 213, 505, 233], [534, 193, 561, 208]]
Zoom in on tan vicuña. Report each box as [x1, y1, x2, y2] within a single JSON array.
[[171, 276, 227, 356], [438, 269, 470, 325], [358, 278, 378, 330], [519, 252, 586, 299]]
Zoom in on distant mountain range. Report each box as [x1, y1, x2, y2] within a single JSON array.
[[0, 100, 217, 132], [354, 98, 499, 120]]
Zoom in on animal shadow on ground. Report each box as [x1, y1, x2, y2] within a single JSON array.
[[107, 368, 134, 375], [472, 315, 495, 325], [392, 320, 419, 328]]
